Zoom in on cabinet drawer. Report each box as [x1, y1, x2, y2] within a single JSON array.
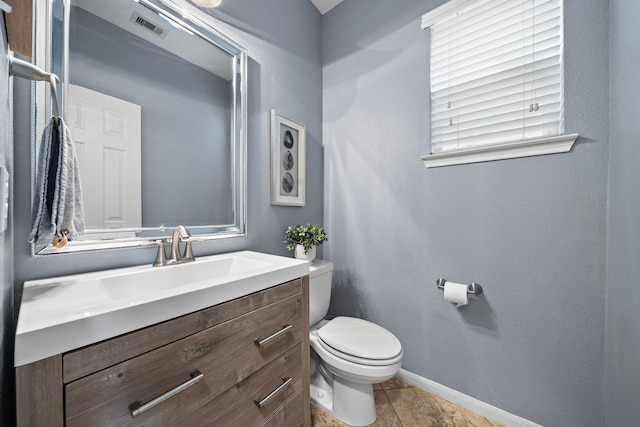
[[191, 343, 304, 426], [261, 390, 305, 427], [65, 293, 303, 426]]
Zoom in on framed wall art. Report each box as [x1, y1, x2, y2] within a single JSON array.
[[270, 110, 306, 206]]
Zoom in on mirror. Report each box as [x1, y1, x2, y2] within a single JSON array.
[[32, 0, 247, 255]]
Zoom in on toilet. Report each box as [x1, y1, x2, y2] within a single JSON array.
[[309, 260, 403, 426]]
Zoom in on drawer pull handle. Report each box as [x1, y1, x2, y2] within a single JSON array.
[[129, 370, 204, 418], [255, 324, 293, 347], [254, 377, 293, 407]]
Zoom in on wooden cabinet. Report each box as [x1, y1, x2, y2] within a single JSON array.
[[4, 0, 32, 57], [16, 277, 310, 427]]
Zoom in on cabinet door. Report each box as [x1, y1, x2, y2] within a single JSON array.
[[65, 293, 303, 426]]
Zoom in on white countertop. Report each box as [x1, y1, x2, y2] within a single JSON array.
[[15, 251, 309, 367]]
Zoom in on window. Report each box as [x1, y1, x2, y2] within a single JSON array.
[[421, 0, 577, 168]]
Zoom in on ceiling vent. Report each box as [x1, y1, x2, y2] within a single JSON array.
[[129, 12, 167, 38]]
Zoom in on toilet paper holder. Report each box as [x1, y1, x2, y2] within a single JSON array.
[[436, 278, 483, 295]]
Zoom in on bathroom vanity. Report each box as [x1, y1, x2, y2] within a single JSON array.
[[15, 251, 311, 427]]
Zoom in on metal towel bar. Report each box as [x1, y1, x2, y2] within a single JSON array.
[[8, 53, 60, 124]]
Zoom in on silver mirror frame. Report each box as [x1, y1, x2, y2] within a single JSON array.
[[31, 0, 247, 256]]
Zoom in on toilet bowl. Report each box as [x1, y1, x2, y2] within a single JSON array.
[[309, 261, 403, 426]]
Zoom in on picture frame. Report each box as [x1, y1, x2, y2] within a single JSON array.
[[270, 110, 306, 206]]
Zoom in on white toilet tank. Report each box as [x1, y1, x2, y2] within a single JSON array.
[[309, 260, 333, 326]]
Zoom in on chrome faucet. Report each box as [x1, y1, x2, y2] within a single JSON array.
[[168, 225, 196, 265], [151, 226, 196, 267]]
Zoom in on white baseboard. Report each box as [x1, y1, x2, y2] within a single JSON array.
[[395, 369, 544, 427]]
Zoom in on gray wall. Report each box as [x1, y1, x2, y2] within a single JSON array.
[[606, 0, 640, 424], [322, 1, 608, 426], [70, 7, 232, 227], [1, 14, 15, 425]]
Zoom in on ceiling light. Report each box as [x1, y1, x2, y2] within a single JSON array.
[[192, 0, 222, 7]]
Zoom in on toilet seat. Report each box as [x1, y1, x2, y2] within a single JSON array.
[[317, 317, 402, 366]]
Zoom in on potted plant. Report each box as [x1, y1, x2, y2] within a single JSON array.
[[283, 223, 327, 261]]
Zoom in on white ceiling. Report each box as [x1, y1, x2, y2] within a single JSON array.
[[310, 0, 344, 14]]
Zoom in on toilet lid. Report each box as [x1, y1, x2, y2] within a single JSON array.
[[317, 317, 402, 361]]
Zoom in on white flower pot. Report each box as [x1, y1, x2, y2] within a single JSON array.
[[294, 244, 316, 262]]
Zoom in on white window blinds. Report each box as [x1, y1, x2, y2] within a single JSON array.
[[423, 0, 564, 155]]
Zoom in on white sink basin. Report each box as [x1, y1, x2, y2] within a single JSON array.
[[99, 255, 271, 300], [15, 251, 310, 367]]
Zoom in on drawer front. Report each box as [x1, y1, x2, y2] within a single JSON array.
[[191, 343, 304, 426], [261, 390, 305, 427], [65, 293, 303, 427]]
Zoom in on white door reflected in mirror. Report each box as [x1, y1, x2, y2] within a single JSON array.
[[68, 84, 142, 236]]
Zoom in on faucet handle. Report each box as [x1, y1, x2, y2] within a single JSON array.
[[183, 240, 195, 262], [152, 239, 167, 267]]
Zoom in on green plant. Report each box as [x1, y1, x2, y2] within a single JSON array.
[[284, 223, 328, 254]]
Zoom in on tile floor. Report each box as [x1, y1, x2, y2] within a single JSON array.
[[310, 378, 505, 427]]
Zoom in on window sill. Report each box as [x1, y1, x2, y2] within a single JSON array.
[[421, 133, 579, 168]]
